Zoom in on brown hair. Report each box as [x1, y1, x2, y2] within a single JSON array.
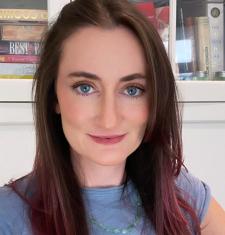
[[11, 0, 200, 234]]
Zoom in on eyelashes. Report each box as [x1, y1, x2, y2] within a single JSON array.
[[71, 81, 146, 98]]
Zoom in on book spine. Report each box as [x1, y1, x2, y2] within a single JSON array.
[[0, 9, 48, 22], [0, 63, 37, 75], [155, 6, 170, 51], [194, 16, 212, 78], [1, 24, 47, 41], [133, 2, 157, 28], [0, 74, 33, 79], [0, 54, 39, 63], [0, 41, 40, 55], [207, 3, 224, 76], [184, 17, 197, 73]]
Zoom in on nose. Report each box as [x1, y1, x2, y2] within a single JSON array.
[[97, 92, 120, 129]]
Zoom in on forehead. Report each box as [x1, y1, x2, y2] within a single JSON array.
[[59, 26, 146, 80]]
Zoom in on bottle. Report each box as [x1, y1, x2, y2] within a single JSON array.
[[192, 71, 208, 80], [214, 71, 225, 81]]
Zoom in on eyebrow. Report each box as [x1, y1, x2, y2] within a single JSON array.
[[67, 71, 146, 82]]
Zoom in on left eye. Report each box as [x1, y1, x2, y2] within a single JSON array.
[[124, 86, 143, 97]]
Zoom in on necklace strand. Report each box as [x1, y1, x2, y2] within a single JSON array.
[[88, 196, 142, 234]]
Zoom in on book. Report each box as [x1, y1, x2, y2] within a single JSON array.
[[207, 2, 224, 77], [0, 54, 39, 63], [0, 74, 33, 79], [0, 62, 37, 79], [194, 16, 212, 78], [0, 8, 47, 22], [0, 40, 40, 55], [184, 17, 197, 73], [0, 24, 47, 41], [155, 6, 169, 51], [0, 0, 47, 10], [133, 2, 157, 28]]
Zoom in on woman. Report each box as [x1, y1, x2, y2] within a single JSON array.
[[0, 0, 224, 234]]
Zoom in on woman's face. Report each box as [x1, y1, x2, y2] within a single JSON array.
[[56, 26, 149, 167]]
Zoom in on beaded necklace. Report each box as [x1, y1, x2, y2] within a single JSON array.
[[88, 196, 142, 234]]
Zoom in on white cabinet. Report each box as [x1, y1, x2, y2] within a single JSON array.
[[182, 102, 225, 209], [0, 103, 35, 185], [0, 0, 224, 209]]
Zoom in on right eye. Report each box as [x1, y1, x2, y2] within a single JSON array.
[[72, 83, 95, 96]]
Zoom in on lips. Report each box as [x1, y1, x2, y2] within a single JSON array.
[[88, 134, 126, 145]]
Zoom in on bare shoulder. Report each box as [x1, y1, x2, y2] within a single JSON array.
[[201, 197, 225, 235]]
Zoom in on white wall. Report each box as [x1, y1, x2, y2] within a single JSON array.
[[0, 103, 35, 185], [0, 123, 35, 184], [0, 102, 224, 209], [183, 122, 225, 209]]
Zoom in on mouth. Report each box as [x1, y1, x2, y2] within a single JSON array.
[[88, 134, 126, 145]]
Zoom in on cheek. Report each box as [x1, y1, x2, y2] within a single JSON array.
[[58, 94, 97, 126], [122, 100, 149, 127]]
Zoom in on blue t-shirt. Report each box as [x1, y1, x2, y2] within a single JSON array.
[[0, 169, 211, 235]]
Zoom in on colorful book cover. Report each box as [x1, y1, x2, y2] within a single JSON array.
[[0, 40, 40, 55], [194, 16, 212, 78], [0, 9, 48, 22], [0, 24, 47, 41], [207, 3, 224, 76], [133, 2, 157, 28], [0, 63, 37, 76], [0, 54, 39, 63], [0, 74, 33, 79], [184, 17, 197, 73], [155, 6, 169, 51]]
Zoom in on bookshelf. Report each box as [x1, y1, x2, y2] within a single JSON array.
[[0, 0, 70, 102], [175, 0, 225, 102], [0, 0, 225, 102]]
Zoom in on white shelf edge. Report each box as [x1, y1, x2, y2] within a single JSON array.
[[0, 103, 33, 124], [0, 79, 33, 102], [177, 81, 225, 102], [0, 79, 225, 102]]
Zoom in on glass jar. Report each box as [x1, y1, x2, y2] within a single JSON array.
[[214, 71, 225, 81], [192, 71, 208, 80]]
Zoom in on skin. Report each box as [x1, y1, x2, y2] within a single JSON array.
[[56, 26, 149, 188], [55, 26, 225, 233], [201, 198, 225, 234]]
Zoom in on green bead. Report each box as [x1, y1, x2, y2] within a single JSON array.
[[88, 196, 142, 234], [122, 229, 128, 234]]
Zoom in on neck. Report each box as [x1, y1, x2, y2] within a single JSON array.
[[71, 153, 127, 188]]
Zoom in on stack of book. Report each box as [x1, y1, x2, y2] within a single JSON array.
[[176, 1, 224, 80], [0, 3, 48, 79]]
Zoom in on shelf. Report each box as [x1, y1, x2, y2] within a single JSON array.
[[1, 99, 224, 125], [0, 79, 33, 102], [0, 102, 33, 124], [0, 79, 225, 102], [177, 81, 225, 102]]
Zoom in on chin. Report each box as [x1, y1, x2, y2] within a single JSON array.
[[90, 154, 128, 166]]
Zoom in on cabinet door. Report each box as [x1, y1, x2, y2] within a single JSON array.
[[175, 0, 225, 102], [0, 0, 70, 102], [0, 103, 35, 186]]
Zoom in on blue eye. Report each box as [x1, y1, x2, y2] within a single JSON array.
[[125, 86, 144, 97], [74, 84, 94, 95]]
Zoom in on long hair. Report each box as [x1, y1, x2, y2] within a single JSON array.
[[10, 0, 200, 234]]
